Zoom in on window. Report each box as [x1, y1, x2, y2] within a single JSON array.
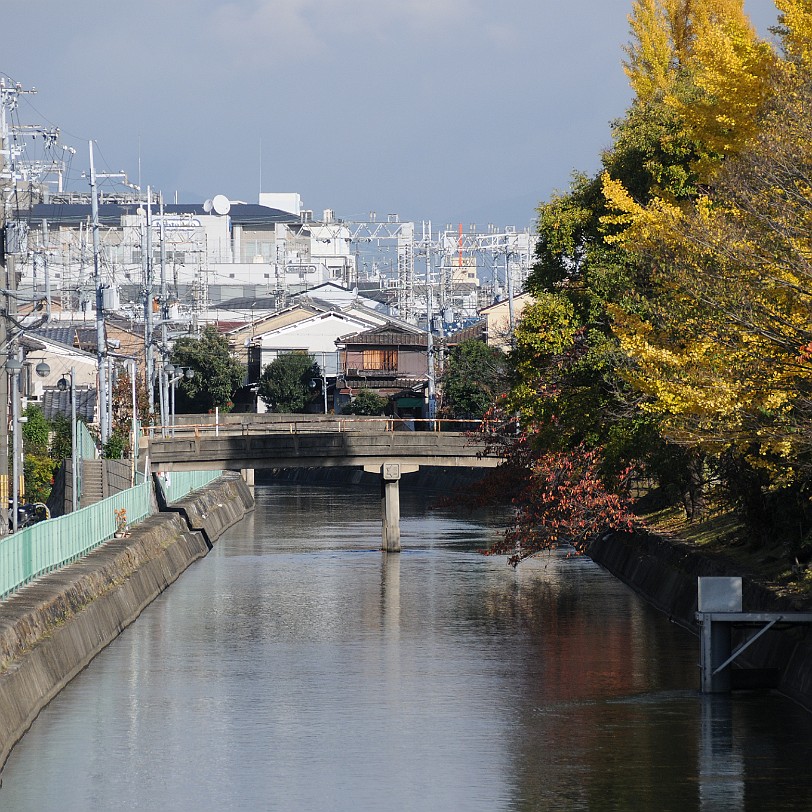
[[363, 349, 397, 371]]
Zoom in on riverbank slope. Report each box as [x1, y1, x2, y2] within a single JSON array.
[[0, 473, 253, 771]]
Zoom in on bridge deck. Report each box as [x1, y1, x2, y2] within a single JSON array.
[[145, 418, 501, 472]]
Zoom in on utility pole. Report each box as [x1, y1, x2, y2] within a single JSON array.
[[144, 187, 155, 424], [0, 81, 62, 532], [0, 81, 35, 534], [504, 234, 516, 345], [0, 86, 11, 535], [424, 222, 436, 427], [89, 141, 110, 445], [159, 192, 170, 431]]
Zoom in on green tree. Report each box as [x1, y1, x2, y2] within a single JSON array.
[[22, 405, 55, 504], [481, 0, 775, 552], [22, 405, 50, 454], [50, 414, 73, 461], [259, 353, 321, 413], [171, 326, 244, 413], [441, 339, 509, 419], [103, 432, 127, 460], [342, 389, 388, 416]]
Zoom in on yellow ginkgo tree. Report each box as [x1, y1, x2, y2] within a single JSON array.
[[602, 1, 812, 543]]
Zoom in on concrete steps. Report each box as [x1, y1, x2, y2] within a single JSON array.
[[80, 460, 105, 507]]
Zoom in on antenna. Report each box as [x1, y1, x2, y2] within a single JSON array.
[[212, 194, 231, 215]]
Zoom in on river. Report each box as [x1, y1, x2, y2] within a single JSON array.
[[2, 481, 812, 811]]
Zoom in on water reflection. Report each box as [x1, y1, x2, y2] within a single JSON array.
[[381, 551, 401, 636], [2, 483, 812, 811], [699, 697, 744, 811]]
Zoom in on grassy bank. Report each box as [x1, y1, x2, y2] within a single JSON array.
[[640, 504, 812, 605]]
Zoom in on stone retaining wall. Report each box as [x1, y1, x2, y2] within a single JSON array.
[[589, 530, 812, 709], [0, 473, 254, 771]]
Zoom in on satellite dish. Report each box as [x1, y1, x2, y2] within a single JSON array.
[[212, 194, 231, 215], [203, 199, 213, 213]]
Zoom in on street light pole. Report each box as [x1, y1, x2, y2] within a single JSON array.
[[57, 368, 78, 512], [165, 365, 193, 436], [89, 141, 109, 446], [170, 368, 176, 435], [505, 235, 515, 342], [425, 224, 436, 429], [130, 359, 137, 486], [163, 363, 174, 436], [70, 368, 77, 512], [6, 351, 22, 533]]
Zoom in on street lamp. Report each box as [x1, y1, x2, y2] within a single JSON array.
[[57, 368, 78, 513], [309, 374, 328, 414], [166, 365, 194, 434], [126, 358, 138, 485], [162, 363, 174, 435]]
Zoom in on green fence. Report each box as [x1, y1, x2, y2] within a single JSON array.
[[77, 421, 97, 460], [0, 469, 225, 600], [155, 470, 222, 504], [0, 481, 153, 600]]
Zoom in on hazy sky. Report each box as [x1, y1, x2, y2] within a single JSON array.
[[3, 1, 779, 230]]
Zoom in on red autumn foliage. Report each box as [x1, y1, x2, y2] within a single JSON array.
[[462, 415, 636, 566]]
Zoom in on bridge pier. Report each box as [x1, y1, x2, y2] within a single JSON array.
[[365, 462, 419, 552], [240, 468, 255, 495], [146, 421, 500, 552]]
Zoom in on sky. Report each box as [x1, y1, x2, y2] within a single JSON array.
[[3, 0, 780, 231]]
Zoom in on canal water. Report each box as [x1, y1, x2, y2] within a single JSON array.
[[2, 482, 812, 811]]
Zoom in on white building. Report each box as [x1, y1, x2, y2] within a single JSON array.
[[21, 194, 358, 327]]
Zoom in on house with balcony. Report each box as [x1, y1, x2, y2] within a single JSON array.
[[335, 323, 429, 418]]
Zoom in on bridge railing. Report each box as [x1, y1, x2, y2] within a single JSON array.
[[142, 416, 486, 440], [154, 470, 223, 504]]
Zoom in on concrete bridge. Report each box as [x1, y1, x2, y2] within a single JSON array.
[[144, 416, 501, 552]]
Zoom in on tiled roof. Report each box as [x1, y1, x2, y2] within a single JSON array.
[[213, 321, 247, 333], [216, 296, 281, 311], [74, 328, 98, 353], [31, 326, 81, 347], [41, 387, 97, 423], [342, 376, 426, 389], [338, 323, 428, 347], [445, 320, 486, 345]]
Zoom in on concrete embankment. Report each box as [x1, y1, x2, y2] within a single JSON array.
[[589, 530, 812, 710], [0, 473, 253, 771]]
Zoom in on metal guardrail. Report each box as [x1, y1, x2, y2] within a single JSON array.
[[0, 481, 153, 600], [153, 470, 222, 504], [0, 469, 224, 600], [77, 421, 98, 461]]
